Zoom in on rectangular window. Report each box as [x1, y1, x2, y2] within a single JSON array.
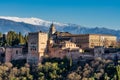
[[16, 50, 18, 54]]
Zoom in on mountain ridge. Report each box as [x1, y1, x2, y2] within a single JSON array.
[[0, 16, 68, 27], [0, 16, 120, 39]]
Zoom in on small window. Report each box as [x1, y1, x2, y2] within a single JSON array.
[[16, 50, 18, 54]]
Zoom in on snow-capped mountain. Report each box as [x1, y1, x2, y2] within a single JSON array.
[[0, 16, 68, 27], [0, 16, 120, 39]]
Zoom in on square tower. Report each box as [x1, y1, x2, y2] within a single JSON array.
[[27, 32, 48, 64]]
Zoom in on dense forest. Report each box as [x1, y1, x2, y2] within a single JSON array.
[[0, 31, 28, 47], [0, 57, 120, 80]]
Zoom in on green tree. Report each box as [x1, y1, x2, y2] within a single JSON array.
[[104, 73, 109, 80], [7, 31, 17, 46], [67, 72, 81, 80], [6, 31, 27, 46], [116, 65, 120, 80], [19, 32, 26, 45]]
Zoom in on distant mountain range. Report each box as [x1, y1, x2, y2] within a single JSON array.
[[0, 16, 120, 39]]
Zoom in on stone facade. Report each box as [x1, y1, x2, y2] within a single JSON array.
[[61, 34, 116, 49], [26, 24, 117, 64], [61, 41, 79, 49], [5, 47, 26, 62], [49, 41, 83, 60], [49, 24, 117, 49], [27, 32, 48, 64]]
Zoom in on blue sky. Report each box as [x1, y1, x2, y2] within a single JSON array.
[[0, 0, 120, 29]]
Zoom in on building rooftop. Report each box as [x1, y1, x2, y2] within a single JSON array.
[[28, 31, 47, 35], [61, 33, 116, 37]]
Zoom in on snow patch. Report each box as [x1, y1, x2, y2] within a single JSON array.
[[0, 16, 68, 27]]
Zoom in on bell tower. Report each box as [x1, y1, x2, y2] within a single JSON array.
[[49, 23, 56, 38]]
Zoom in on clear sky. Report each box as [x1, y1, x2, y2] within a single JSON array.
[[0, 0, 120, 29]]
